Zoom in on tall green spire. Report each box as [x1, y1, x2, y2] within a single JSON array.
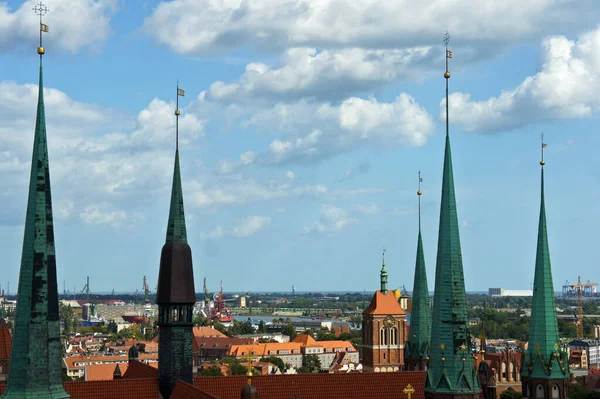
[[405, 172, 431, 370], [165, 149, 187, 244], [2, 9, 70, 398], [380, 249, 388, 295], [425, 32, 480, 398], [522, 140, 569, 385]]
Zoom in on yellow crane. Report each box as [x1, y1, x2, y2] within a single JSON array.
[[569, 276, 598, 338]]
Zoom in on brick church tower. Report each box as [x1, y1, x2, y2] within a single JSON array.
[[361, 251, 407, 372], [156, 85, 196, 399]]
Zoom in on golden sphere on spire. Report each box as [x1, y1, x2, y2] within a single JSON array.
[[444, 71, 450, 79], [175, 110, 181, 116], [540, 160, 546, 166], [417, 190, 422, 196], [37, 46, 45, 55]]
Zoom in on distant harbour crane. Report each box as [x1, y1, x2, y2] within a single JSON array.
[[569, 276, 599, 339]]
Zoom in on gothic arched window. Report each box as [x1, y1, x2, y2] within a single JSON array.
[[552, 384, 560, 399], [536, 384, 544, 398]]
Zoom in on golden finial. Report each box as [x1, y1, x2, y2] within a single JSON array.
[[540, 132, 547, 166], [246, 349, 253, 386], [440, 344, 446, 350], [417, 170, 422, 196], [175, 81, 185, 151], [444, 31, 451, 79], [33, 2, 49, 55]]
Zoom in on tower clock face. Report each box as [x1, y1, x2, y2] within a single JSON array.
[[383, 315, 395, 327]]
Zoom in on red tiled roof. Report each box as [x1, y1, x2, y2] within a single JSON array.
[[193, 327, 227, 338], [0, 326, 11, 359], [363, 291, 405, 315], [85, 363, 120, 381], [292, 334, 318, 346], [171, 380, 220, 399], [122, 360, 159, 379], [0, 379, 159, 399], [194, 371, 426, 399]]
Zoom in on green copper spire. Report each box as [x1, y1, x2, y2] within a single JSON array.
[[405, 172, 431, 370], [522, 140, 569, 383], [425, 32, 480, 398], [2, 9, 70, 398], [165, 82, 187, 244], [165, 149, 187, 243], [380, 249, 388, 295]]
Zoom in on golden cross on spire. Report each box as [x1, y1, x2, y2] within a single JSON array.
[[403, 384, 416, 399], [246, 349, 253, 386], [33, 1, 49, 54]]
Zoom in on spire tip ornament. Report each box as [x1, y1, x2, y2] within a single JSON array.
[[33, 1, 49, 55]]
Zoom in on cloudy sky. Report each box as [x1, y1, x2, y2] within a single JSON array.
[[1, 0, 600, 294]]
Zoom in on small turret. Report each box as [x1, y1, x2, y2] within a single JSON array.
[[380, 249, 388, 295]]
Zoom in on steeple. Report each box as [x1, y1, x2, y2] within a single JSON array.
[[521, 136, 569, 399], [380, 249, 388, 295], [405, 172, 431, 371], [156, 83, 196, 399], [2, 5, 70, 397], [425, 32, 480, 399]]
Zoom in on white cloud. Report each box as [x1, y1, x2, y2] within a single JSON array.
[[206, 47, 432, 102], [201, 216, 271, 239], [188, 177, 329, 208], [144, 0, 599, 56], [79, 203, 145, 227], [0, 80, 204, 227], [446, 27, 600, 133], [355, 203, 380, 215], [246, 94, 434, 165], [304, 205, 357, 235], [0, 0, 116, 53]]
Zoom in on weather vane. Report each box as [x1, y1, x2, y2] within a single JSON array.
[[382, 248, 386, 264], [540, 132, 547, 166], [33, 1, 49, 54]]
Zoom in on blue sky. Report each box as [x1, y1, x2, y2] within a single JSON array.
[[1, 0, 600, 294]]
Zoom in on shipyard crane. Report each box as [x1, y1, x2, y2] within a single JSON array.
[[80, 276, 92, 301], [569, 276, 599, 339]]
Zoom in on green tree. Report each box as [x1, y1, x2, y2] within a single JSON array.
[[316, 330, 336, 341], [298, 354, 321, 374], [282, 323, 297, 340], [500, 388, 522, 399], [259, 356, 285, 370], [200, 366, 224, 376], [107, 320, 118, 334], [194, 315, 210, 327], [258, 320, 267, 333], [228, 359, 251, 376]]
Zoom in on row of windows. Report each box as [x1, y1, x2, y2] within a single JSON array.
[[525, 383, 561, 398], [379, 327, 399, 346]]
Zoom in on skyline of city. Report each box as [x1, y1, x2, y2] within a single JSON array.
[[2, 0, 600, 293]]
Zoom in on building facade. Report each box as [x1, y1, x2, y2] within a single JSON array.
[[569, 339, 600, 368], [361, 256, 407, 372]]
